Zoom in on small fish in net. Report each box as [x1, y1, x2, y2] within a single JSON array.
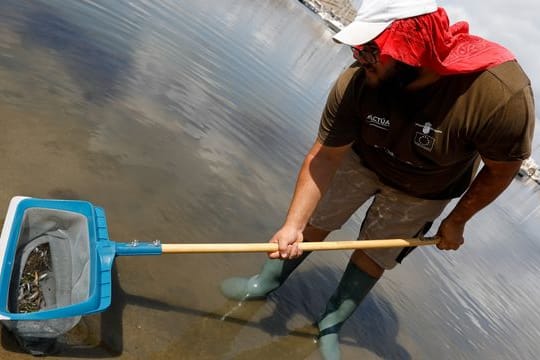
[[16, 243, 51, 313]]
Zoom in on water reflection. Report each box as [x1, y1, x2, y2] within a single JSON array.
[[22, 9, 134, 103]]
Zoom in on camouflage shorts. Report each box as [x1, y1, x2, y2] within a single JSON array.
[[310, 151, 450, 269]]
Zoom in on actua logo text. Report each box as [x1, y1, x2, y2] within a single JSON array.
[[366, 114, 390, 130]]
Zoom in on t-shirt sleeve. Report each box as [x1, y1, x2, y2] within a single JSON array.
[[317, 65, 362, 147], [473, 86, 535, 161]]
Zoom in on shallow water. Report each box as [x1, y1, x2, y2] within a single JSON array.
[[0, 0, 539, 359]]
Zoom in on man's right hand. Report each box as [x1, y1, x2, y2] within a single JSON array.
[[268, 226, 304, 260]]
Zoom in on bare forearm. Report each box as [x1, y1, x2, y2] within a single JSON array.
[[445, 159, 520, 224], [437, 158, 521, 250], [269, 141, 351, 259], [284, 142, 350, 230], [268, 142, 350, 259], [284, 152, 338, 231]]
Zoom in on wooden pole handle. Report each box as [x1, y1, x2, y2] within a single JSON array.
[[160, 237, 439, 254]]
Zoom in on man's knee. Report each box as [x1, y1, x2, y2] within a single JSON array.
[[350, 250, 384, 278]]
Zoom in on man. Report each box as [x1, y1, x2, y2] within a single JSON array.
[[221, 0, 535, 358]]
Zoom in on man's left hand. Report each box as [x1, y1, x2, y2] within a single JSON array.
[[436, 218, 465, 250]]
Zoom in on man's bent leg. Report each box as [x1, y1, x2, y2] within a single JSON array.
[[316, 179, 449, 359], [317, 260, 379, 360], [317, 249, 384, 359], [220, 224, 329, 300]]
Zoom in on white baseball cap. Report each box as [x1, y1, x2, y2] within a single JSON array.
[[333, 0, 438, 45]]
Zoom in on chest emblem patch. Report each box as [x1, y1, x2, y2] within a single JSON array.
[[414, 122, 442, 152], [414, 132, 435, 151]]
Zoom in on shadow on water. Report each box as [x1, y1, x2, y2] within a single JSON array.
[[250, 267, 410, 359], [0, 263, 408, 359], [136, 264, 408, 359], [14, 3, 136, 103]]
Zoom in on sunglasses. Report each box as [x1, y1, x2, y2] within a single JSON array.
[[351, 42, 380, 65]]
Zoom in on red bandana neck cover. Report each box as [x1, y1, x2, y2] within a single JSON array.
[[373, 8, 515, 75]]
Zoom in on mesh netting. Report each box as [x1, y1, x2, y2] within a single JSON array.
[[3, 208, 91, 343]]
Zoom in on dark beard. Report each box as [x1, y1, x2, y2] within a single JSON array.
[[379, 61, 421, 92]]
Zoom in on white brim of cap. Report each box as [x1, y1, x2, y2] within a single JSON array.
[[332, 21, 392, 46]]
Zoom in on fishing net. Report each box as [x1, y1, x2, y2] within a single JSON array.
[[2, 207, 91, 354]]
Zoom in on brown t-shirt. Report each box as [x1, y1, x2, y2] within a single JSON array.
[[318, 61, 535, 199]]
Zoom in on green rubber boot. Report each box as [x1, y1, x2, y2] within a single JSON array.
[[317, 261, 379, 360], [220, 252, 311, 301]]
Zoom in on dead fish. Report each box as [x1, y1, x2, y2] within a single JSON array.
[[28, 291, 40, 301], [38, 272, 48, 281]]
